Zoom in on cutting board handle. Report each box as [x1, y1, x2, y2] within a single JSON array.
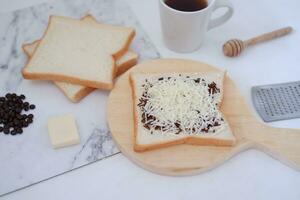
[[250, 125, 300, 170]]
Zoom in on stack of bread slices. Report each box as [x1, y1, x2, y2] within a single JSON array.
[[22, 15, 137, 102]]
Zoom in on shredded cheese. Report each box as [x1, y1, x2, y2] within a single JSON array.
[[138, 74, 225, 135]]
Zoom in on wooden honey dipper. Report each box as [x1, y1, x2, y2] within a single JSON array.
[[223, 26, 293, 57]]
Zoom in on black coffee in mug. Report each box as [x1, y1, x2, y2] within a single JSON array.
[[164, 0, 208, 12]]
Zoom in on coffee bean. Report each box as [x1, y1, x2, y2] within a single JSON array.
[[13, 119, 19, 125], [5, 93, 11, 99], [16, 128, 23, 134], [3, 127, 10, 134], [8, 111, 14, 117], [19, 94, 25, 100], [22, 121, 28, 127], [11, 130, 17, 135], [27, 118, 33, 123], [8, 122, 14, 127], [29, 104, 35, 109], [15, 107, 22, 113]]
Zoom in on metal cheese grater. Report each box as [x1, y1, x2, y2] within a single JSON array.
[[251, 81, 300, 122]]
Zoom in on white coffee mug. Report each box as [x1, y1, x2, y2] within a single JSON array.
[[159, 0, 234, 53]]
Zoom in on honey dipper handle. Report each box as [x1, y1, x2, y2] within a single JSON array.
[[244, 26, 293, 46]]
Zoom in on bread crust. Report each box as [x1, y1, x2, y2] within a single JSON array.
[[129, 73, 235, 152], [22, 15, 135, 90], [22, 40, 40, 57], [53, 82, 95, 103], [113, 30, 135, 60], [73, 87, 95, 102], [134, 136, 235, 152], [116, 55, 138, 77], [129, 75, 140, 151], [23, 70, 114, 89]]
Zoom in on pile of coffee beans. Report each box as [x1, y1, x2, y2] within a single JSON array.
[[0, 93, 36, 135]]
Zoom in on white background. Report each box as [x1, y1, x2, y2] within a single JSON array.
[[1, 0, 300, 199]]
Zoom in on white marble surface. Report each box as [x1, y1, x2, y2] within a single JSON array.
[[0, 0, 159, 196], [0, 0, 300, 199]]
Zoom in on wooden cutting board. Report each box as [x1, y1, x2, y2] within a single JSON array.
[[107, 59, 300, 176]]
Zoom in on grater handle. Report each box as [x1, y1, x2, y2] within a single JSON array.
[[253, 125, 300, 170]]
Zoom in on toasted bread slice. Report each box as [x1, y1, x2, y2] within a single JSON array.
[[130, 72, 235, 152], [23, 39, 138, 102], [22, 15, 135, 89]]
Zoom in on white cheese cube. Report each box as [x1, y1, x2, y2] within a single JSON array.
[[48, 114, 80, 149]]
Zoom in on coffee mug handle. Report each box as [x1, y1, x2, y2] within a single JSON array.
[[208, 0, 234, 30]]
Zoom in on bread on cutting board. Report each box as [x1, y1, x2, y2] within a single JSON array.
[[22, 40, 138, 102], [22, 15, 135, 89], [130, 72, 235, 152]]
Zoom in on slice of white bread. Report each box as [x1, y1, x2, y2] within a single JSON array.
[[22, 15, 135, 89], [23, 40, 138, 102], [130, 72, 235, 152], [22, 40, 138, 77]]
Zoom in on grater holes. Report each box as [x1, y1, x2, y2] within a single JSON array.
[[252, 81, 300, 122]]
